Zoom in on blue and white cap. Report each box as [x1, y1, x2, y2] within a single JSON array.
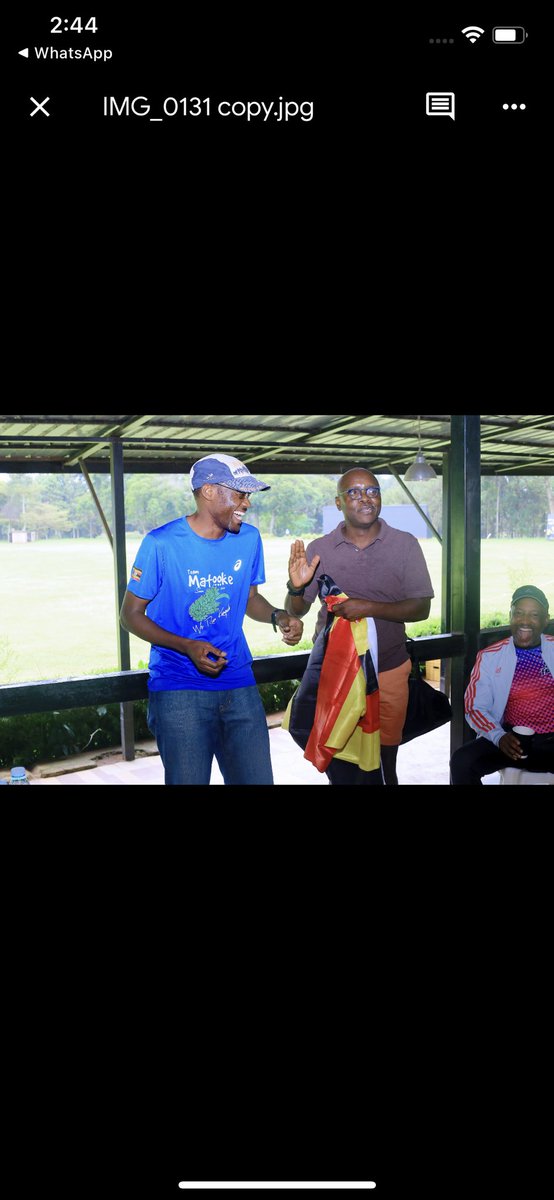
[[190, 453, 270, 494]]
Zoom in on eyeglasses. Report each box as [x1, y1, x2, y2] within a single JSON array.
[[338, 486, 381, 501], [219, 484, 251, 498]]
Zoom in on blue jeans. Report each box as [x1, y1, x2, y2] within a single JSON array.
[[147, 686, 274, 786]]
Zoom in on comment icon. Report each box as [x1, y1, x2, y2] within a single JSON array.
[[426, 92, 455, 119]]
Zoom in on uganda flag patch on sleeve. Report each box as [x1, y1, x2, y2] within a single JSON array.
[[131, 566, 143, 581]]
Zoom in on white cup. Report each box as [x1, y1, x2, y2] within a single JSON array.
[[512, 725, 535, 757]]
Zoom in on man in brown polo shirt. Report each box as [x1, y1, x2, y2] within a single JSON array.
[[284, 466, 435, 785]]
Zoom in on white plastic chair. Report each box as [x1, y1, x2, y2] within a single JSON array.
[[498, 767, 554, 785]]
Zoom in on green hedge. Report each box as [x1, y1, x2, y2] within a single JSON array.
[[0, 681, 300, 771], [0, 701, 151, 770], [258, 679, 299, 715], [406, 612, 508, 638]]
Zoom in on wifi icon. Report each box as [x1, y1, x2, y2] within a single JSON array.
[[461, 25, 485, 42]]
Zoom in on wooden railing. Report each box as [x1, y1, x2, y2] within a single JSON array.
[[0, 634, 466, 719], [5, 624, 553, 763]]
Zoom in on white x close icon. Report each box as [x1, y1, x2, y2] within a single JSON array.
[[30, 96, 50, 116]]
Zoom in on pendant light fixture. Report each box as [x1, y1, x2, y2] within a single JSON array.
[[404, 416, 437, 481]]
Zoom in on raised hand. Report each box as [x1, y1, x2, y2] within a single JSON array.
[[288, 540, 321, 590]]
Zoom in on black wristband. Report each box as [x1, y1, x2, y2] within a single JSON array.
[[286, 579, 306, 596], [271, 610, 281, 632]]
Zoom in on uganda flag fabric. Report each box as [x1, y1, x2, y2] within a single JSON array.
[[283, 574, 381, 780]]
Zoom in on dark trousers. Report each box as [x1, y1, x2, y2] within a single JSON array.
[[450, 732, 554, 785], [326, 757, 384, 785]]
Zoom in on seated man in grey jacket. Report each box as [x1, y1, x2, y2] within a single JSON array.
[[450, 585, 554, 785]]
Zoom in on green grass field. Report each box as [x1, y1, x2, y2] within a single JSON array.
[[1, 533, 552, 684]]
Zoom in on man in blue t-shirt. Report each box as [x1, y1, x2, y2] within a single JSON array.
[[120, 453, 303, 785]]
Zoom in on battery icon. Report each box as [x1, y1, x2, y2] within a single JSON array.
[[492, 26, 527, 43]]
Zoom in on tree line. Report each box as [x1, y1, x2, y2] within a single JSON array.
[[390, 474, 554, 539], [0, 471, 552, 539], [0, 473, 341, 539]]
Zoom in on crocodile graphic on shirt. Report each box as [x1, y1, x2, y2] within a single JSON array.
[[188, 587, 230, 621]]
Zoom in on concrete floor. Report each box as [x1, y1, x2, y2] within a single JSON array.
[[24, 720, 488, 786], [12, 716, 553, 787]]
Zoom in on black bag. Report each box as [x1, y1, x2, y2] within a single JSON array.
[[401, 641, 452, 744]]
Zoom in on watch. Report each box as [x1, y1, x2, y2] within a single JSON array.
[[271, 610, 281, 632], [286, 579, 306, 595]]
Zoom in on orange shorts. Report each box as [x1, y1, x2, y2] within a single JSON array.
[[378, 659, 411, 746]]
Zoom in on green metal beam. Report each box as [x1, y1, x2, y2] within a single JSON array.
[[79, 458, 113, 548], [449, 416, 481, 755], [110, 438, 134, 759], [441, 451, 451, 634]]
